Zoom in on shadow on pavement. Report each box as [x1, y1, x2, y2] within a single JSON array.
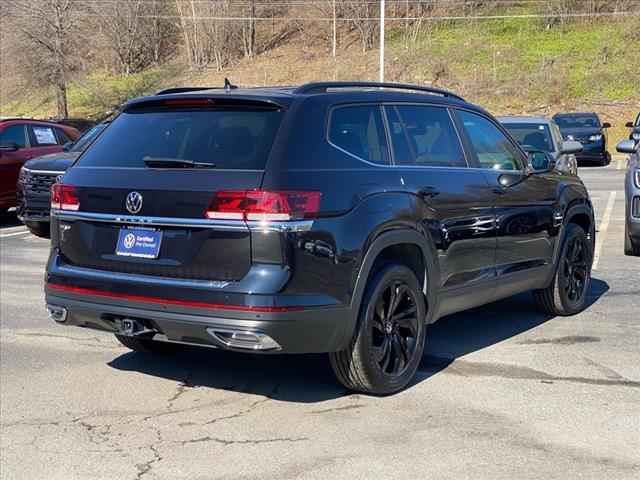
[[109, 278, 609, 402], [417, 278, 609, 381]]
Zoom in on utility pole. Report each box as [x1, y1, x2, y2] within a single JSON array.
[[332, 0, 336, 58], [379, 0, 385, 82]]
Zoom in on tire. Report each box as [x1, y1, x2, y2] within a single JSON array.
[[534, 224, 592, 316], [329, 264, 427, 395], [115, 334, 177, 354], [624, 223, 640, 256], [25, 221, 50, 239]]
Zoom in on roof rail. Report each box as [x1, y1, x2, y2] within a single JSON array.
[[155, 87, 220, 95], [294, 82, 465, 101]]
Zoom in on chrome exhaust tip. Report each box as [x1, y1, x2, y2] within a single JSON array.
[[206, 327, 281, 351], [47, 304, 68, 323]]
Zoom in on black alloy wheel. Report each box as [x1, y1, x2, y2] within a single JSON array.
[[330, 264, 427, 395], [533, 223, 592, 316], [561, 235, 589, 303], [371, 281, 420, 376]]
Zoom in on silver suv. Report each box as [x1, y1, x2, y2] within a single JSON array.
[[617, 140, 640, 256]]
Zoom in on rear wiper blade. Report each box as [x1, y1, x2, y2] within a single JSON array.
[[143, 157, 216, 168]]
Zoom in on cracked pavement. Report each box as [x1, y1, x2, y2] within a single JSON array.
[[1, 164, 639, 479]]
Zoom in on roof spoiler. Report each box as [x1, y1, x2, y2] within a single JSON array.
[[294, 82, 465, 101], [156, 78, 238, 96]]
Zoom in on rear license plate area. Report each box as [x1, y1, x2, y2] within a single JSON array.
[[115, 227, 163, 259]]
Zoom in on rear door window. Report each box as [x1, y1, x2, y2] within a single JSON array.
[[457, 110, 523, 171], [30, 125, 58, 146], [0, 124, 28, 148], [386, 105, 466, 167], [329, 105, 389, 165], [77, 107, 284, 170]]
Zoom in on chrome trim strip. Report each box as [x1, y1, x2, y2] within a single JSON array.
[[21, 167, 63, 175], [52, 210, 249, 230], [246, 220, 313, 232], [52, 210, 314, 232]]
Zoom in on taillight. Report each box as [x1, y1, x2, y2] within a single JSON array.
[[51, 184, 80, 211], [205, 190, 321, 222]]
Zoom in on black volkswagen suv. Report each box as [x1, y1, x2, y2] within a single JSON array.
[[45, 82, 595, 394]]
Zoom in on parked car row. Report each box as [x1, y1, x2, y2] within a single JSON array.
[[0, 118, 81, 216], [17, 122, 109, 237], [2, 84, 638, 394]]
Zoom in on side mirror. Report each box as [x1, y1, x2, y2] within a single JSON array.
[[0, 141, 19, 152], [616, 140, 638, 154], [626, 122, 635, 128], [62, 141, 74, 151], [560, 140, 583, 155], [528, 150, 553, 172], [602, 122, 611, 129]]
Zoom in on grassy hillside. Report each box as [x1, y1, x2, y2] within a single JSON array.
[[1, 17, 637, 142]]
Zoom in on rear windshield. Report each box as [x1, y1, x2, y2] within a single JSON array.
[[554, 114, 600, 129], [70, 123, 107, 152], [77, 108, 283, 170], [502, 123, 553, 152]]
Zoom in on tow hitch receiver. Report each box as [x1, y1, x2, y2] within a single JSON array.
[[115, 318, 157, 337]]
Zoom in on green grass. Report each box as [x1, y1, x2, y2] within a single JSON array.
[[387, 17, 638, 108], [1, 67, 166, 120]]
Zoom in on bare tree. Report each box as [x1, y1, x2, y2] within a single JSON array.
[[242, 0, 256, 58], [342, 1, 378, 52], [92, 0, 176, 76], [9, 0, 82, 118]]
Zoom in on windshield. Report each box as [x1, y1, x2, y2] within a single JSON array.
[[76, 107, 284, 170], [70, 123, 107, 152], [502, 123, 554, 152], [554, 114, 600, 129]]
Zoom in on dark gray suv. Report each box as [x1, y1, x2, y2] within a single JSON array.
[[44, 82, 596, 394]]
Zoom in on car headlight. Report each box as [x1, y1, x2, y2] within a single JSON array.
[[589, 134, 603, 142], [632, 132, 640, 141], [635, 170, 640, 189]]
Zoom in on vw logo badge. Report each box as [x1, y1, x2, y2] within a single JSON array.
[[123, 233, 136, 249], [125, 191, 143, 214], [56, 175, 64, 184]]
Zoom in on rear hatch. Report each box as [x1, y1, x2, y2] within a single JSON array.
[[58, 97, 285, 281]]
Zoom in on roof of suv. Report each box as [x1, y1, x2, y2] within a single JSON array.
[[124, 81, 482, 114], [498, 116, 551, 124]]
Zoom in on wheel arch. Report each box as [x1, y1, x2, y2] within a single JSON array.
[[550, 200, 596, 275], [342, 228, 439, 349]]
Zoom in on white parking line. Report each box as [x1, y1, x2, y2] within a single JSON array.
[[0, 229, 30, 239], [592, 191, 616, 271], [616, 157, 626, 170]]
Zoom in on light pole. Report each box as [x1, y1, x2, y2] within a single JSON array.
[[379, 0, 385, 82]]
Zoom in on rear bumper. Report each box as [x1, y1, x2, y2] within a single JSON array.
[[45, 291, 350, 354]]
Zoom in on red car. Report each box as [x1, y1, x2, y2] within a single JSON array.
[[0, 119, 80, 214]]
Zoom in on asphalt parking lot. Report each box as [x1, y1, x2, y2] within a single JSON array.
[[1, 160, 639, 480]]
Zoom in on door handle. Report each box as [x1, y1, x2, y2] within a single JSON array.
[[419, 186, 440, 199]]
